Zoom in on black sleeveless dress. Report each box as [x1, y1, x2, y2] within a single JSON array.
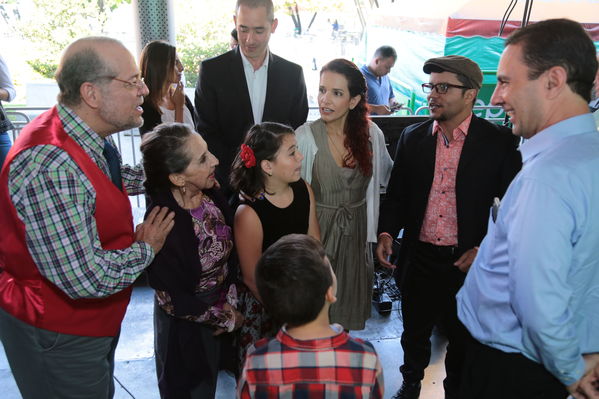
[[245, 179, 310, 250], [237, 178, 311, 368]]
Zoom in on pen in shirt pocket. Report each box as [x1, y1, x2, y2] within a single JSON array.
[[491, 197, 501, 223]]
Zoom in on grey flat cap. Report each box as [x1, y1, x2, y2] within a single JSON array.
[[423, 55, 483, 89]]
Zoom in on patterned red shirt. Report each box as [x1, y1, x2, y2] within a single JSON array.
[[419, 113, 472, 246], [237, 324, 384, 399]]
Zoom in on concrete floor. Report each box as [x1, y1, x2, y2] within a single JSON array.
[[0, 286, 448, 399]]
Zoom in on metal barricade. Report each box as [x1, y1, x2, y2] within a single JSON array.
[[5, 110, 31, 142]]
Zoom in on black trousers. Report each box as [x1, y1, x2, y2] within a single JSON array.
[[398, 241, 469, 397], [460, 339, 569, 399]]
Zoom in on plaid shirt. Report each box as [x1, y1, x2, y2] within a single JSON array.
[[238, 324, 384, 399], [7, 104, 152, 299]]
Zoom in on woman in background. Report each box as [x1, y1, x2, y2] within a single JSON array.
[[296, 58, 392, 331], [0, 54, 16, 168], [230, 122, 320, 366], [141, 123, 242, 398], [230, 28, 238, 50], [139, 41, 195, 136]]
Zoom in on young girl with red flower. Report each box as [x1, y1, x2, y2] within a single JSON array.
[[230, 122, 320, 369]]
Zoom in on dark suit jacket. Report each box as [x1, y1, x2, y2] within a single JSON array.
[[194, 47, 308, 187], [378, 115, 522, 268]]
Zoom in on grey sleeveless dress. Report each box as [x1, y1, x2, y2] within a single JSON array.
[[310, 120, 374, 330]]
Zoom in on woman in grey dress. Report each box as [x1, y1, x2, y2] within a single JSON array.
[[296, 59, 392, 330]]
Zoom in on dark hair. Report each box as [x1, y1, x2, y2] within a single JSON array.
[[256, 234, 332, 327], [140, 123, 194, 196], [231, 28, 238, 41], [140, 40, 177, 113], [374, 45, 397, 61], [236, 0, 274, 21], [321, 59, 372, 176], [506, 18, 598, 102], [230, 122, 295, 198], [56, 37, 117, 107]]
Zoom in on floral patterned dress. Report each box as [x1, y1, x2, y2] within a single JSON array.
[[155, 195, 236, 330]]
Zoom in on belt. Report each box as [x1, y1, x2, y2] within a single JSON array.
[[317, 198, 366, 261], [416, 240, 459, 257]]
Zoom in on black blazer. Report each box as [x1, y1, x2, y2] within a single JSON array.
[[194, 47, 308, 186], [378, 115, 522, 266], [139, 95, 195, 136]]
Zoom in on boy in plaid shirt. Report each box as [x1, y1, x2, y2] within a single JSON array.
[[237, 234, 384, 398]]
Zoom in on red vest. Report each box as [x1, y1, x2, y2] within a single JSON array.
[[0, 107, 134, 337]]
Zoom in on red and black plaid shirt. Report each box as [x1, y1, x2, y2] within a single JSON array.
[[237, 324, 384, 398]]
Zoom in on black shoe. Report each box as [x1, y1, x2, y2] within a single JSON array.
[[391, 381, 421, 399]]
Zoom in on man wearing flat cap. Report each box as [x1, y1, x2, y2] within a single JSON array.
[[376, 55, 521, 399]]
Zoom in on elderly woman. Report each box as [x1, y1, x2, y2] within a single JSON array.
[[140, 123, 242, 398]]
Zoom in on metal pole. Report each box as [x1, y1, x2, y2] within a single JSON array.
[[133, 0, 175, 57]]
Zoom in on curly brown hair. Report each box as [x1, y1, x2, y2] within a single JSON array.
[[321, 58, 372, 176]]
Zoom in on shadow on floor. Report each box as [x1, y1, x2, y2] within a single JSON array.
[[0, 285, 448, 399]]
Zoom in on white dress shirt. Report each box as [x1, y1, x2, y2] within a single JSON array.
[[240, 50, 269, 125]]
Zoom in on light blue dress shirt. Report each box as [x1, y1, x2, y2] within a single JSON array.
[[457, 113, 599, 386]]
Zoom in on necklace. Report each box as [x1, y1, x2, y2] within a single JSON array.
[[327, 132, 346, 161]]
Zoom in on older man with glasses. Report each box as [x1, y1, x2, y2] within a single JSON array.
[[0, 36, 174, 399], [376, 55, 522, 399]]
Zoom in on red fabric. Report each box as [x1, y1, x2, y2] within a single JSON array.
[[419, 114, 472, 246], [0, 107, 133, 337], [446, 18, 599, 40], [238, 327, 383, 398]]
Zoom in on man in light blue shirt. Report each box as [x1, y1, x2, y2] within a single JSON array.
[[457, 19, 599, 399]]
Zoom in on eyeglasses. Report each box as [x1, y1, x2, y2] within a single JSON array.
[[112, 76, 146, 90], [97, 76, 146, 90], [422, 82, 470, 94]]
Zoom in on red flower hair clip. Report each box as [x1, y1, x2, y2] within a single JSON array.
[[240, 144, 256, 168]]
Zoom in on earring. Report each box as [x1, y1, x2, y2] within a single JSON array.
[[180, 185, 186, 194]]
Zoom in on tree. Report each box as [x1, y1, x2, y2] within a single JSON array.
[[173, 0, 233, 87], [176, 21, 229, 88], [17, 0, 129, 79], [281, 0, 348, 13]]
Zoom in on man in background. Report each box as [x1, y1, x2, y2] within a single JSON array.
[[361, 46, 400, 115]]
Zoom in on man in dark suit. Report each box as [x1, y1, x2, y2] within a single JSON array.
[[376, 56, 521, 399], [194, 0, 308, 193]]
